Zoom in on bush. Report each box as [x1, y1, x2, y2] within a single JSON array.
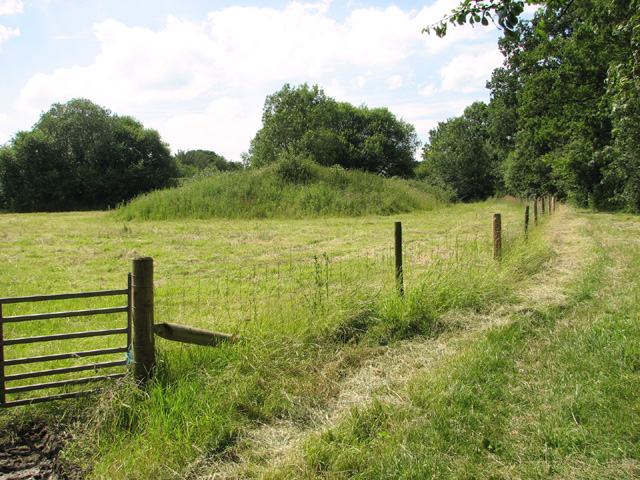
[[274, 153, 321, 185]]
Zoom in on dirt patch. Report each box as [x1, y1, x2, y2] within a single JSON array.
[[0, 423, 83, 480]]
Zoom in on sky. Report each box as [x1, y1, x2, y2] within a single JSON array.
[[0, 0, 508, 162]]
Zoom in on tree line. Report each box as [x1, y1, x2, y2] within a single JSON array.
[[422, 0, 640, 211], [0, 100, 241, 212], [1, 0, 638, 212], [0, 87, 418, 212]]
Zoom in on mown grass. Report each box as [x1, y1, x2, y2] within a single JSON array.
[[262, 209, 640, 479], [116, 160, 448, 220], [0, 198, 545, 478], [4, 196, 637, 480]]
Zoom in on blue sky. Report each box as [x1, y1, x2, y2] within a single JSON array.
[[0, 0, 508, 161]]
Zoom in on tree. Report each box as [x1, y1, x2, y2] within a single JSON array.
[[494, 1, 637, 205], [0, 130, 71, 211], [419, 102, 499, 201], [173, 149, 242, 178], [604, 24, 640, 211], [250, 84, 335, 168], [0, 98, 178, 212], [427, 0, 640, 210], [249, 83, 419, 177]]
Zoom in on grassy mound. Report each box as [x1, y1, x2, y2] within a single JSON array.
[[117, 157, 447, 220]]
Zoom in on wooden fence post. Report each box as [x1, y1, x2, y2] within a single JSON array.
[[154, 323, 235, 346], [493, 214, 502, 261], [548, 196, 552, 214], [534, 197, 538, 226], [132, 257, 155, 384], [395, 221, 404, 296], [541, 196, 546, 214], [525, 205, 530, 237]]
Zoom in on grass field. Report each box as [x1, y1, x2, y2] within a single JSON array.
[[2, 199, 639, 478]]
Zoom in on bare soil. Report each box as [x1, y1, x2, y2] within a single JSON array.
[[0, 423, 83, 480]]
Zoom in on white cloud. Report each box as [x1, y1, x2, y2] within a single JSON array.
[[0, 112, 9, 145], [0, 24, 19, 50], [0, 0, 23, 15], [439, 48, 503, 93], [17, 17, 219, 116], [386, 75, 403, 90], [160, 97, 262, 161], [12, 1, 504, 156], [351, 76, 366, 89], [418, 83, 436, 97]]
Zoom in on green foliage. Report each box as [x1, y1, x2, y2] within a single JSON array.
[[0, 98, 179, 212], [433, 0, 637, 211], [249, 83, 419, 177], [605, 41, 640, 211], [430, 0, 640, 211], [117, 161, 445, 220], [173, 149, 241, 179], [274, 152, 321, 185], [423, 0, 533, 38], [419, 102, 500, 201]]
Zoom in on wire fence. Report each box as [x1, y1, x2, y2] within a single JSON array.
[[0, 200, 556, 402], [153, 206, 540, 347]]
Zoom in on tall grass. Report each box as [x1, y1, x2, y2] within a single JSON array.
[[265, 209, 640, 480], [0, 198, 555, 478], [117, 158, 448, 220]]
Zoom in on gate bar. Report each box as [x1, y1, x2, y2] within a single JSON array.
[[5, 373, 126, 395], [1, 303, 4, 405], [4, 360, 127, 382], [4, 347, 128, 367], [4, 328, 128, 346], [0, 389, 104, 409], [0, 289, 129, 305], [2, 306, 129, 323]]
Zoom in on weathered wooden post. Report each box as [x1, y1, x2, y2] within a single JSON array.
[[154, 323, 235, 346], [395, 221, 404, 296], [541, 196, 546, 214], [534, 197, 538, 226], [525, 205, 530, 237], [493, 213, 502, 261], [132, 257, 155, 384]]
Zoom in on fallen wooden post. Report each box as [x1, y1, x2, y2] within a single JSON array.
[[153, 322, 235, 347]]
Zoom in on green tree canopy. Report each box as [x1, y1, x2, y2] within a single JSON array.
[[249, 83, 419, 177], [0, 98, 178, 212], [173, 149, 242, 178], [428, 0, 640, 211], [418, 102, 500, 201]]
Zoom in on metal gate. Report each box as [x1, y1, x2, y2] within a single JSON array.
[[0, 277, 131, 408]]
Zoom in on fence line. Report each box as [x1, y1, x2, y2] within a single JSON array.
[[154, 205, 546, 342], [2, 200, 557, 402]]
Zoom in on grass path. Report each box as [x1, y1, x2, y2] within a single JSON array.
[[206, 207, 640, 479]]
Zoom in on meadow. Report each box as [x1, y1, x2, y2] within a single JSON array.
[[1, 194, 639, 478]]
